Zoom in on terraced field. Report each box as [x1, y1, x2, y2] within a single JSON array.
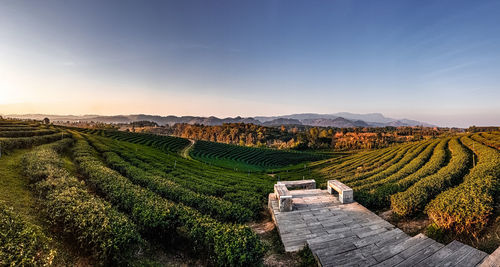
[[88, 129, 191, 153], [81, 133, 274, 218], [279, 132, 500, 245], [3, 120, 500, 265], [85, 129, 327, 172], [90, 128, 500, 246], [189, 140, 327, 172], [0, 120, 72, 266], [1, 121, 270, 265]]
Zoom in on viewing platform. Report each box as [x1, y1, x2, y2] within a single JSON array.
[[268, 183, 496, 267]]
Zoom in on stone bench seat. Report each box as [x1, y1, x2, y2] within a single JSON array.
[[277, 179, 316, 190], [327, 180, 353, 204], [274, 183, 293, 212]]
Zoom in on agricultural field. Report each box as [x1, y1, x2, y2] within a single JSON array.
[[278, 131, 500, 252], [1, 120, 309, 266], [2, 118, 500, 265], [189, 140, 327, 172], [84, 128, 327, 172]]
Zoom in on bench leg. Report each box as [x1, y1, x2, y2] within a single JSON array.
[[339, 191, 354, 204], [279, 197, 293, 212]]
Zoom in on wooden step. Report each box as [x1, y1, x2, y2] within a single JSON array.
[[480, 246, 500, 266], [371, 233, 427, 263], [436, 242, 488, 266], [269, 189, 494, 267], [419, 240, 465, 267]]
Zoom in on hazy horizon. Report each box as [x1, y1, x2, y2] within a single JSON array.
[[1, 0, 500, 128], [3, 109, 500, 128]]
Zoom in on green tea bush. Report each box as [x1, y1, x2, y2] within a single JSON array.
[[425, 135, 500, 235], [341, 143, 416, 184], [0, 133, 64, 151], [356, 138, 449, 208], [84, 134, 253, 222], [72, 138, 264, 266], [85, 133, 271, 214], [191, 140, 325, 171], [355, 140, 438, 190], [0, 203, 56, 266], [102, 150, 253, 222], [23, 139, 143, 264], [350, 141, 430, 187], [391, 138, 471, 216], [0, 129, 58, 138], [103, 130, 191, 152]]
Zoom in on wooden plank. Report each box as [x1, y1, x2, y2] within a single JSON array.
[[479, 245, 500, 267], [394, 242, 443, 266], [419, 240, 465, 267], [308, 236, 359, 252], [371, 234, 426, 262], [397, 235, 434, 259], [373, 254, 405, 267], [455, 246, 488, 266], [356, 227, 388, 239], [375, 231, 408, 248], [320, 247, 374, 266], [314, 242, 358, 260], [438, 244, 479, 267], [354, 228, 403, 248]]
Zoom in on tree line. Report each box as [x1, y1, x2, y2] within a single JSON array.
[[144, 123, 456, 151]]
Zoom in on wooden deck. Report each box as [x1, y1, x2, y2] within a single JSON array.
[[268, 189, 492, 267]]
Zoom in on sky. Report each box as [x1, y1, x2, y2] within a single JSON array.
[[1, 0, 499, 127]]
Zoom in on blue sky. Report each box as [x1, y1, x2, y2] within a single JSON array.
[[1, 0, 499, 127]]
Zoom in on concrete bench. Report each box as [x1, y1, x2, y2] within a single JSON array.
[[327, 180, 353, 204], [277, 179, 316, 190], [274, 183, 293, 212]]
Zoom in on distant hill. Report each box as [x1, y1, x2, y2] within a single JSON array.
[[302, 117, 370, 128], [262, 118, 302, 126], [5, 112, 436, 127], [256, 112, 435, 127]]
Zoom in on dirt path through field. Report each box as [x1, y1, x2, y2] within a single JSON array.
[[0, 149, 38, 223], [180, 139, 195, 159]]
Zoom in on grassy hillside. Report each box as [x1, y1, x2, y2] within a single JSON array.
[[85, 128, 328, 172], [3, 119, 500, 264], [1, 121, 275, 265]]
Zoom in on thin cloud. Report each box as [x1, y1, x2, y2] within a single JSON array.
[[423, 61, 477, 78]]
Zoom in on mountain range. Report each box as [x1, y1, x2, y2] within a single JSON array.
[[4, 112, 436, 128]]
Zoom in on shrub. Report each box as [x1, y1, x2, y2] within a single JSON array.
[[23, 139, 143, 264], [391, 138, 471, 216], [425, 135, 500, 235], [0, 129, 58, 138], [102, 150, 253, 223], [0, 133, 65, 152], [72, 137, 265, 266], [0, 203, 56, 266], [355, 139, 447, 208]]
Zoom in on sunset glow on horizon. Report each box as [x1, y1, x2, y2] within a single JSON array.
[[1, 0, 500, 127]]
